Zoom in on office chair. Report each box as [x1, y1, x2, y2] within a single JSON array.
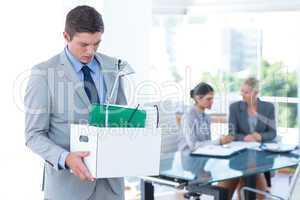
[[240, 165, 300, 200]]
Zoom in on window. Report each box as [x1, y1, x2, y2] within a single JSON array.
[[151, 11, 300, 143]]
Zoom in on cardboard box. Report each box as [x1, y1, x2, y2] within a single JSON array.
[[70, 124, 162, 178]]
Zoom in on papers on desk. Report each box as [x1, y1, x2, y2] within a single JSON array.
[[232, 141, 261, 150], [261, 143, 298, 153], [192, 142, 260, 157]]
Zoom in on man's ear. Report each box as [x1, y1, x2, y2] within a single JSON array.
[[63, 32, 71, 42]]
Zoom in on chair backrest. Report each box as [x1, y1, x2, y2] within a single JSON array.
[[288, 164, 300, 200]]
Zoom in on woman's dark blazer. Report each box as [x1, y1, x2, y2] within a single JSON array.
[[228, 98, 276, 142]]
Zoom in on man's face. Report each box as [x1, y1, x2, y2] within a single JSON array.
[[63, 32, 102, 64]]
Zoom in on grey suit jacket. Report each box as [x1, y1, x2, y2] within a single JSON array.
[[24, 51, 128, 200], [228, 99, 276, 142]]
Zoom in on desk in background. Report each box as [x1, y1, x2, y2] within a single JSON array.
[[141, 148, 300, 200]]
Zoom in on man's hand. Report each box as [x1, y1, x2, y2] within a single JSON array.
[[244, 133, 262, 142], [220, 135, 234, 145], [65, 151, 95, 182]]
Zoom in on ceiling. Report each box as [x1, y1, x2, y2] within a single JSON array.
[[153, 0, 300, 14]]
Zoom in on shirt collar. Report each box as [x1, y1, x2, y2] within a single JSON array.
[[64, 46, 99, 73], [191, 105, 205, 117]]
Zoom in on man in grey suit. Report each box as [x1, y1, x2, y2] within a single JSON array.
[[25, 5, 127, 200]]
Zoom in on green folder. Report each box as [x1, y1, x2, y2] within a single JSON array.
[[89, 104, 147, 128]]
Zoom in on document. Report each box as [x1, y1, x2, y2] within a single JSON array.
[[228, 141, 260, 150], [262, 143, 297, 152], [192, 141, 260, 157]]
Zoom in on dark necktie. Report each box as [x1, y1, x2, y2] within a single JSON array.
[[81, 65, 100, 104]]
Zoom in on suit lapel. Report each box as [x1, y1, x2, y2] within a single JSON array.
[[239, 101, 251, 134], [59, 51, 91, 107], [254, 99, 263, 131]]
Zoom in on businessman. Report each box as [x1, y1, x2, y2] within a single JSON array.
[[25, 5, 128, 200]]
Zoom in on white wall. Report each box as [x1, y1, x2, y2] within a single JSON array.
[[101, 0, 152, 105], [0, 1, 103, 199]]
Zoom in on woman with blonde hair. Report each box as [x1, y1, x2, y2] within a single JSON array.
[[219, 77, 276, 199]]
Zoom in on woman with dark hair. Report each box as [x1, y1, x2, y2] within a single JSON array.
[[178, 82, 232, 151], [177, 82, 234, 200]]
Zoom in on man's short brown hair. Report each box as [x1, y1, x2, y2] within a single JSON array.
[[65, 5, 104, 40]]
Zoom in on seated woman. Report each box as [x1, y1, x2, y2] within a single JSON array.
[[177, 82, 234, 199], [177, 82, 232, 151], [219, 77, 277, 200]]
